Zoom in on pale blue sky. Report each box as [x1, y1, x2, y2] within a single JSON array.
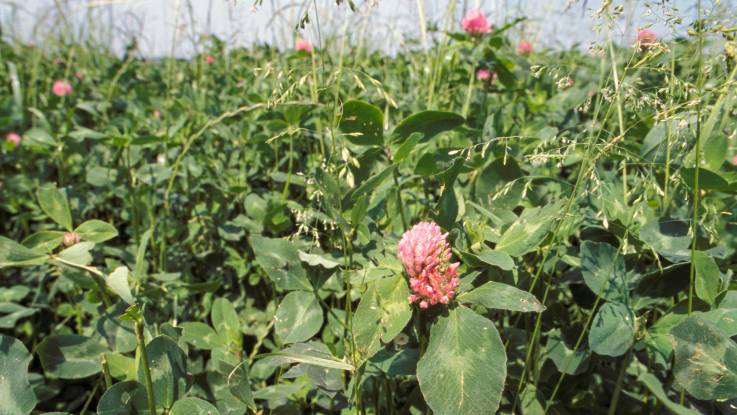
[[0, 1, 732, 57]]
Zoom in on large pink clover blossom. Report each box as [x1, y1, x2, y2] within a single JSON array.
[[398, 221, 460, 308]]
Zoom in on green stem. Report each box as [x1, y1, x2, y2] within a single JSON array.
[[608, 36, 628, 207], [101, 353, 113, 389], [135, 321, 156, 414], [607, 349, 633, 415], [393, 171, 409, 231], [461, 67, 475, 118]]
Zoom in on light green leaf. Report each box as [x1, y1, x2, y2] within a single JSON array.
[[353, 276, 412, 359], [639, 219, 691, 263], [298, 250, 341, 269], [392, 132, 423, 163], [0, 334, 38, 415], [75, 220, 118, 243], [693, 251, 720, 306], [457, 281, 544, 312], [211, 298, 242, 353], [416, 306, 506, 415], [21, 231, 65, 253], [57, 241, 95, 267], [24, 128, 56, 147], [0, 303, 38, 329], [133, 229, 152, 280], [181, 322, 222, 350], [37, 184, 73, 231], [472, 250, 515, 271], [275, 291, 323, 344], [170, 397, 221, 415], [496, 203, 559, 257], [261, 341, 353, 371], [0, 236, 48, 269], [249, 236, 311, 291], [107, 266, 134, 304]]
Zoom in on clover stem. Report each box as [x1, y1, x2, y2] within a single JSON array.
[[135, 321, 156, 413]]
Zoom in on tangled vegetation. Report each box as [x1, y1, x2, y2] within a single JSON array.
[[2, 2, 737, 414]]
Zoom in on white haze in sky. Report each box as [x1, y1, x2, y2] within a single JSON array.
[[0, 0, 730, 58]]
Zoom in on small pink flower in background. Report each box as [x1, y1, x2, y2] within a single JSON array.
[[75, 71, 85, 80], [153, 110, 161, 119], [62, 232, 80, 247], [6, 132, 21, 147], [476, 68, 496, 82], [295, 38, 314, 53], [398, 221, 460, 308], [461, 9, 492, 35], [517, 40, 533, 55], [731, 155, 737, 166], [52, 80, 73, 97], [205, 54, 215, 65], [637, 29, 657, 49]]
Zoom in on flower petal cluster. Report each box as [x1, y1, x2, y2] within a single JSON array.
[[6, 132, 21, 147], [295, 38, 314, 53], [517, 41, 533, 55], [461, 10, 492, 35], [52, 80, 73, 97], [637, 29, 657, 49], [398, 221, 460, 308]]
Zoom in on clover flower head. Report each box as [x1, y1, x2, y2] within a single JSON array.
[[398, 221, 460, 308], [461, 10, 492, 35]]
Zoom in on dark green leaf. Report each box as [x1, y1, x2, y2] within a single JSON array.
[[393, 111, 464, 143], [339, 100, 384, 146]]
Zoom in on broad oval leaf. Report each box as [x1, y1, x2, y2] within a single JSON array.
[[37, 334, 108, 379], [671, 315, 737, 400], [170, 397, 221, 415], [107, 266, 134, 305], [274, 291, 323, 344], [588, 302, 635, 357], [457, 281, 544, 312], [0, 236, 48, 269], [0, 334, 38, 415], [138, 335, 187, 410], [249, 236, 311, 291], [339, 100, 384, 146], [353, 276, 412, 359], [96, 380, 147, 414], [470, 250, 515, 271], [37, 184, 73, 231], [680, 168, 729, 192], [693, 251, 720, 306], [21, 231, 65, 253], [416, 306, 506, 415], [393, 111, 464, 143], [580, 241, 627, 302], [495, 203, 560, 257], [75, 220, 118, 243]]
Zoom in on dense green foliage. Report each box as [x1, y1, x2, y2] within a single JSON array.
[[2, 8, 737, 414]]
